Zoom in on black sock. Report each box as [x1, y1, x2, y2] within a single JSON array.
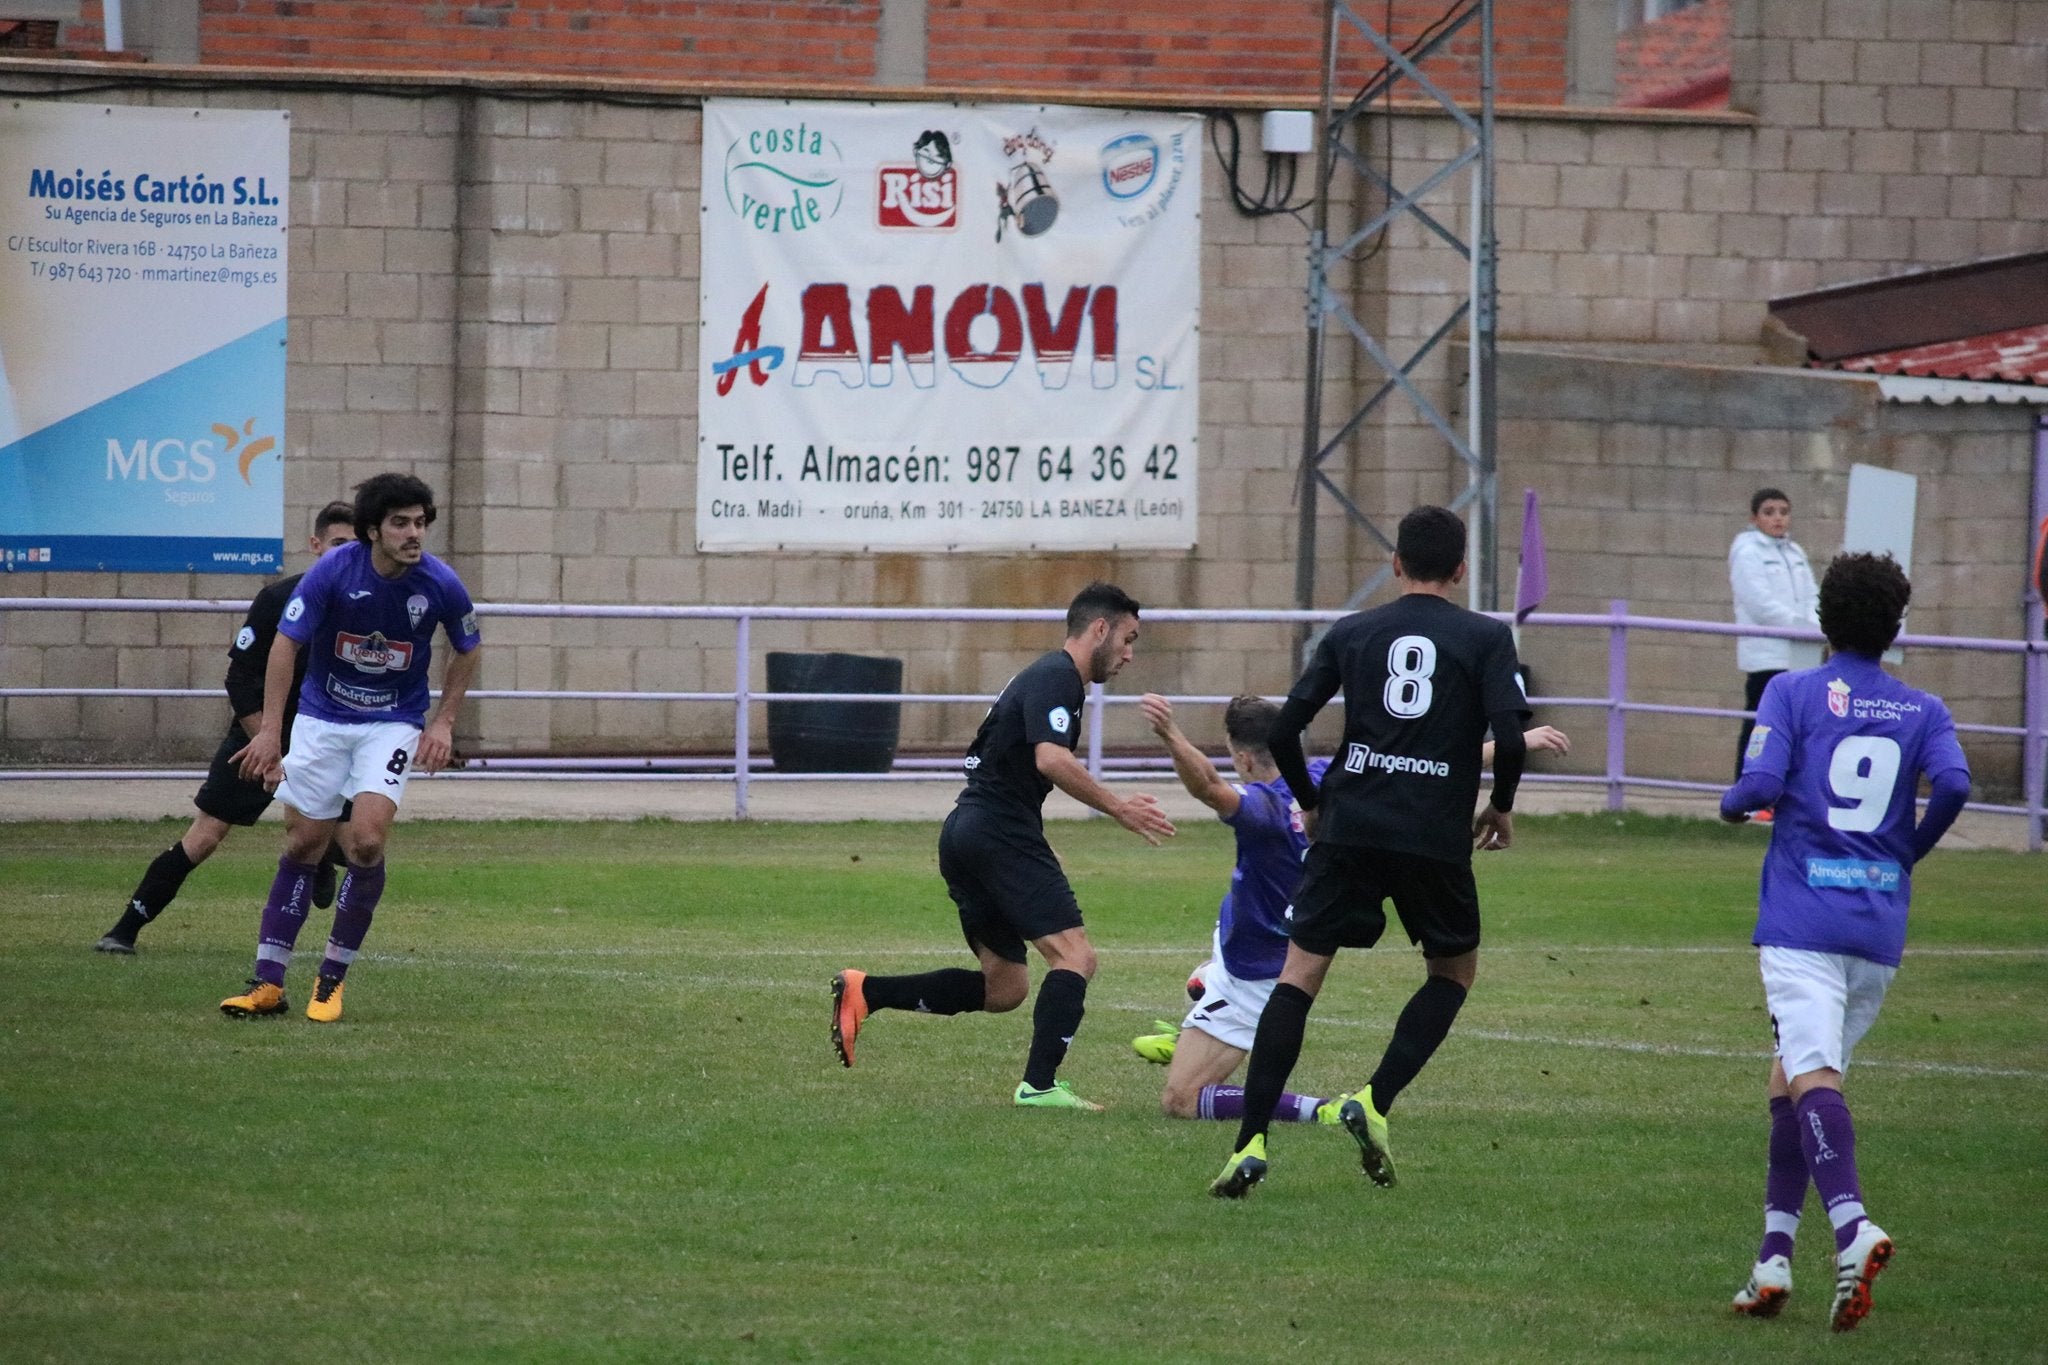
[[861, 968, 987, 1016], [1367, 976, 1469, 1114], [1235, 982, 1313, 1150], [1021, 969, 1088, 1090], [109, 841, 197, 940]]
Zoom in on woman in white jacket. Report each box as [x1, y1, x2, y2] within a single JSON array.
[[1729, 487, 1820, 784]]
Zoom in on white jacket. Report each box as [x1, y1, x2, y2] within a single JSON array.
[[1728, 527, 1820, 673]]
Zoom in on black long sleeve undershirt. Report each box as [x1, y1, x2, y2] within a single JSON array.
[[1269, 694, 1323, 811], [1486, 714, 1526, 812]]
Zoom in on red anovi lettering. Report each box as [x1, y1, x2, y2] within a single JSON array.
[[790, 283, 1121, 391]]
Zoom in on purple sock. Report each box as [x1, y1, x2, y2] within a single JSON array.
[[253, 856, 317, 986], [1197, 1087, 1323, 1122], [1795, 1088, 1868, 1252], [1759, 1094, 1807, 1262], [319, 860, 386, 982]]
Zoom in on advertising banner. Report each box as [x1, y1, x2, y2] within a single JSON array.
[[698, 99, 1199, 552], [0, 102, 288, 574]]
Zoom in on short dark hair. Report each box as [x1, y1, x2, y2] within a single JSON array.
[[353, 472, 437, 543], [312, 500, 356, 537], [1395, 505, 1466, 584], [1819, 552, 1911, 657], [1751, 487, 1790, 516], [1065, 581, 1141, 637], [1223, 695, 1280, 754]]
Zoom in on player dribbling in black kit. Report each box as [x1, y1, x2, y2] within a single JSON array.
[[1212, 505, 1533, 1196], [831, 582, 1177, 1110]]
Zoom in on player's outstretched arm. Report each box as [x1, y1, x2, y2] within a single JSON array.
[[1138, 693, 1239, 817], [1482, 724, 1569, 765], [1036, 742, 1176, 846], [415, 643, 482, 774], [232, 632, 302, 785]]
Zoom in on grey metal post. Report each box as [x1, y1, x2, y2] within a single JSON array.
[[734, 613, 751, 820]]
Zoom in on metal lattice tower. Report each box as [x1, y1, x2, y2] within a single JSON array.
[[1293, 0, 1498, 638]]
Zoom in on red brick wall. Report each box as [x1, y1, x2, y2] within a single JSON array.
[[52, 0, 1573, 103]]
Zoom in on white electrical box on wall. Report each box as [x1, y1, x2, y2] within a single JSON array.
[[1260, 110, 1314, 155]]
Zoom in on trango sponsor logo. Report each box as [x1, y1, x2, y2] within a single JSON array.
[[1343, 741, 1449, 778], [337, 630, 414, 674], [721, 121, 844, 234], [877, 163, 958, 229]]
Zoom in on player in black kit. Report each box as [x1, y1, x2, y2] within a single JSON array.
[[94, 503, 357, 954], [1211, 506, 1532, 1196], [831, 582, 1178, 1110]]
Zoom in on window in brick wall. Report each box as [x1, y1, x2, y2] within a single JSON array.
[[1617, 0, 1702, 29]]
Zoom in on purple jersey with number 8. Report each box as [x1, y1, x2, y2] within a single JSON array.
[[1741, 654, 1969, 967]]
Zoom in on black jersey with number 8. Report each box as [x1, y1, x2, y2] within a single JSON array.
[[1288, 594, 1529, 863]]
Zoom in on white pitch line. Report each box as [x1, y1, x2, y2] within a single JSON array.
[[457, 943, 2048, 960], [353, 950, 2048, 1082]]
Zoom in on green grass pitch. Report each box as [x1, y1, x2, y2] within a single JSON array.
[[3, 813, 2043, 1362]]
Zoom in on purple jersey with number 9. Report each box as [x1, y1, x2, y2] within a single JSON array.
[[1742, 654, 1969, 967]]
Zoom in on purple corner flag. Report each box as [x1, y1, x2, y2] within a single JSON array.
[[1515, 487, 1548, 625]]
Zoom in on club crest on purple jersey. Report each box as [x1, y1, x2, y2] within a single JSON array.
[[1826, 677, 1850, 718]]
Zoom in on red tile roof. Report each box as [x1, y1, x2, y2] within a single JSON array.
[[1828, 324, 2048, 388], [1617, 0, 1730, 110]]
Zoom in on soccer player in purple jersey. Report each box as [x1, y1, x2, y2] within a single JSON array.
[[95, 503, 357, 954], [219, 473, 483, 1023], [1135, 694, 1570, 1126], [1720, 551, 1970, 1333]]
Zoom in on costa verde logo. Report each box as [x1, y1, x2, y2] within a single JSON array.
[[722, 121, 845, 233]]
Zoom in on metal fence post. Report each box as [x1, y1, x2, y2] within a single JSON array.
[[1086, 680, 1105, 816], [1606, 598, 1627, 813], [2025, 641, 2044, 853], [734, 613, 751, 820]]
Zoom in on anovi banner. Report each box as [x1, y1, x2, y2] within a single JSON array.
[[699, 99, 1199, 552], [0, 102, 288, 574]]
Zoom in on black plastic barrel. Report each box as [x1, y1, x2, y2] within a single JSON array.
[[764, 652, 904, 774]]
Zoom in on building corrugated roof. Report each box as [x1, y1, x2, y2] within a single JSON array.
[[1833, 325, 2048, 388]]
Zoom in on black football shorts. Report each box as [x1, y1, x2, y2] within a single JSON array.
[[1287, 841, 1481, 960], [938, 804, 1084, 964]]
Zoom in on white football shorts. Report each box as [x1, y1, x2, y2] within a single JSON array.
[[1179, 930, 1280, 1054], [275, 714, 423, 819], [1759, 945, 1896, 1080]]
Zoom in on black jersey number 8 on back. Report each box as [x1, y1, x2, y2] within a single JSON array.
[[1383, 634, 1437, 718]]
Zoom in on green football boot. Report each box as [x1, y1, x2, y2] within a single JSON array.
[[1013, 1080, 1104, 1112], [1209, 1133, 1268, 1199], [1339, 1087, 1396, 1187]]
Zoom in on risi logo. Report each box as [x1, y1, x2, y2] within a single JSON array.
[[877, 164, 958, 230]]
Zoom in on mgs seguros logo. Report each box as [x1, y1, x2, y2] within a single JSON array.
[[722, 120, 845, 234]]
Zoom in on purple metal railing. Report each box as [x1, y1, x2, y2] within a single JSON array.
[[2, 597, 2042, 847]]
